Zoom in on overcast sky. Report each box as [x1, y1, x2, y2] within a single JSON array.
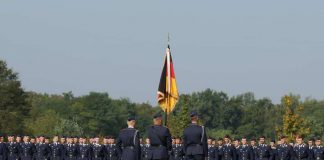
[[1, 1, 324, 104]]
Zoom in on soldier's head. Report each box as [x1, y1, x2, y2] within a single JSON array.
[[190, 111, 199, 123], [67, 137, 73, 144], [208, 138, 213, 145], [53, 135, 59, 143], [8, 135, 15, 142], [250, 138, 256, 146], [103, 136, 109, 144], [0, 135, 3, 142], [38, 135, 45, 143], [217, 138, 223, 146], [79, 137, 86, 144], [109, 136, 115, 144], [241, 137, 247, 145], [234, 138, 240, 147], [295, 135, 303, 144], [153, 113, 163, 125], [224, 135, 231, 144], [16, 135, 22, 142], [23, 135, 30, 142], [127, 116, 136, 127], [212, 139, 216, 146], [94, 136, 100, 144], [146, 138, 150, 145], [308, 138, 314, 146], [270, 139, 276, 147], [45, 137, 50, 144], [280, 135, 287, 144], [175, 137, 181, 144], [315, 137, 321, 146], [259, 136, 266, 144], [30, 137, 36, 144], [60, 136, 66, 144], [73, 137, 78, 144]]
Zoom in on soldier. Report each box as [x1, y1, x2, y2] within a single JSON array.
[[217, 138, 224, 160], [234, 139, 240, 150], [30, 137, 36, 145], [49, 135, 62, 160], [0, 134, 6, 160], [92, 136, 104, 160], [103, 136, 118, 160], [220, 135, 236, 160], [183, 111, 208, 160], [20, 135, 35, 160], [293, 135, 309, 160], [255, 136, 272, 160], [308, 138, 315, 160], [64, 136, 78, 160], [312, 137, 323, 160], [6, 134, 20, 160], [77, 136, 91, 160], [45, 137, 50, 145], [141, 138, 150, 160], [269, 139, 276, 160], [237, 137, 254, 160], [276, 135, 293, 160], [34, 135, 50, 160], [116, 116, 141, 160], [207, 138, 215, 160], [170, 137, 184, 160], [147, 113, 171, 160]]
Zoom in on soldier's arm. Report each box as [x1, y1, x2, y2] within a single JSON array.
[[116, 133, 123, 159], [165, 127, 172, 152], [135, 130, 141, 160], [202, 127, 208, 158]]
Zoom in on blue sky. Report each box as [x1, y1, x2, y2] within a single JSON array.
[[1, 1, 324, 104]]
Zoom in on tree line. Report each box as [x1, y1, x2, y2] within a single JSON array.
[[0, 60, 323, 141]]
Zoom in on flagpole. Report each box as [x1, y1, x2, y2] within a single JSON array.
[[165, 33, 170, 127]]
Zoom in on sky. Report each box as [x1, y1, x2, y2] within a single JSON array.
[[1, 1, 324, 104]]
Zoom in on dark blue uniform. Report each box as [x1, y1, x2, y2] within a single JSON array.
[[237, 145, 254, 160], [49, 143, 62, 160], [255, 144, 272, 160], [35, 143, 50, 160], [276, 143, 293, 160], [92, 144, 104, 160], [171, 144, 185, 160], [77, 143, 91, 160], [293, 144, 309, 160], [0, 142, 7, 160], [64, 143, 78, 160], [207, 145, 216, 160], [312, 145, 324, 160], [220, 143, 236, 160], [141, 144, 150, 160], [103, 144, 117, 160], [20, 142, 35, 160], [116, 128, 141, 160], [183, 124, 208, 160], [6, 142, 20, 160], [147, 125, 172, 160]]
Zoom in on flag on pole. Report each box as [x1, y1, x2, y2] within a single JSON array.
[[157, 45, 179, 114]]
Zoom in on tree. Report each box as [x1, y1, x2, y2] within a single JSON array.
[[0, 60, 30, 134], [169, 95, 190, 137]]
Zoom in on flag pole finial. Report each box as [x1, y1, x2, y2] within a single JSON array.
[[167, 33, 170, 48]]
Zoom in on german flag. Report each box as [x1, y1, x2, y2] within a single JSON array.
[[157, 45, 179, 114]]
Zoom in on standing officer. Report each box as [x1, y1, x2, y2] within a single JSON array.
[[20, 135, 35, 160], [312, 137, 323, 160], [293, 135, 309, 160], [0, 134, 6, 160], [35, 135, 50, 160], [91, 136, 103, 160], [7, 134, 20, 160], [77, 136, 91, 160], [170, 137, 184, 160], [255, 136, 272, 160], [147, 113, 172, 160], [64, 136, 78, 160], [141, 138, 150, 160], [276, 135, 293, 160], [49, 135, 62, 160], [103, 136, 118, 160], [220, 135, 236, 160], [183, 111, 208, 160], [237, 137, 254, 160], [116, 116, 141, 160], [207, 138, 216, 160]]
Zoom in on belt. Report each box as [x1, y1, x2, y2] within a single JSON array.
[[151, 145, 165, 147], [189, 144, 202, 147], [124, 146, 134, 149]]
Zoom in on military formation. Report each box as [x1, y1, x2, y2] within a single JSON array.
[[0, 111, 323, 160]]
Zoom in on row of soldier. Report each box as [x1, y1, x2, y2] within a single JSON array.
[[0, 111, 323, 160]]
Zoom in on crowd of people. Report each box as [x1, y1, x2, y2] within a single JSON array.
[[0, 111, 323, 160]]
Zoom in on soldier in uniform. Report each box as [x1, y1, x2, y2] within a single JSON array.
[[217, 138, 224, 160], [147, 113, 172, 160], [276, 135, 293, 160], [293, 135, 309, 160], [220, 135, 236, 160], [237, 137, 254, 160], [49, 135, 62, 160], [103, 136, 118, 160], [35, 135, 50, 160], [170, 137, 184, 160], [255, 136, 272, 160], [20, 135, 35, 160], [0, 134, 6, 160], [183, 111, 208, 160], [77, 136, 91, 160], [269, 139, 276, 160], [207, 138, 215, 160], [308, 138, 315, 160], [141, 138, 150, 160], [91, 136, 104, 160], [116, 116, 141, 160], [312, 137, 323, 160], [64, 136, 78, 160], [6, 134, 20, 160]]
